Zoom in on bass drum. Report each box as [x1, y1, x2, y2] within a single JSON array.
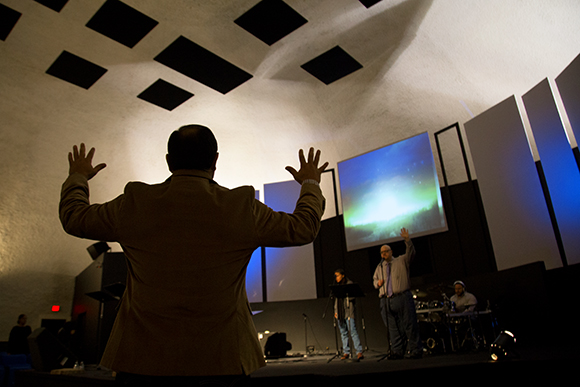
[[419, 321, 450, 355]]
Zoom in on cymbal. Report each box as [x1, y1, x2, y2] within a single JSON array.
[[411, 289, 428, 298], [427, 283, 453, 292]]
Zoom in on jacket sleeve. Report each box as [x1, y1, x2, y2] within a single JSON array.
[[252, 182, 325, 247], [373, 263, 383, 289], [59, 173, 122, 241], [403, 240, 416, 263]]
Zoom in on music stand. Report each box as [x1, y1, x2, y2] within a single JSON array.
[[330, 283, 365, 299], [86, 290, 119, 361]]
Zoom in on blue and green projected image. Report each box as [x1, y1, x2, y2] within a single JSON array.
[[338, 132, 447, 251]]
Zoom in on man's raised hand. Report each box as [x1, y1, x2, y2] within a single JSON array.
[[285, 147, 328, 184], [68, 143, 107, 180], [400, 227, 410, 241]]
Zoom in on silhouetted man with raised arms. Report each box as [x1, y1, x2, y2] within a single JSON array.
[[60, 124, 328, 386]]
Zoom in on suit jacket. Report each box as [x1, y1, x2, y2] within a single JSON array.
[[59, 169, 325, 376]]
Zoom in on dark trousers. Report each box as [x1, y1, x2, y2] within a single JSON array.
[[115, 372, 249, 387], [380, 290, 422, 356]]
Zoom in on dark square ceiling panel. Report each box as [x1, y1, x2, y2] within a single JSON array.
[[137, 79, 193, 111], [0, 4, 21, 41], [359, 0, 383, 8], [46, 51, 107, 89], [234, 0, 307, 46], [301, 46, 363, 85], [86, 0, 158, 48], [154, 36, 252, 94], [34, 0, 68, 12]]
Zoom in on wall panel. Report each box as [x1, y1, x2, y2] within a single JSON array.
[[464, 96, 561, 270], [264, 180, 317, 301], [246, 190, 263, 302], [555, 54, 580, 146], [522, 79, 580, 265]]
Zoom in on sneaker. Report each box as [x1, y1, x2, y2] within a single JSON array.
[[357, 353, 364, 360]]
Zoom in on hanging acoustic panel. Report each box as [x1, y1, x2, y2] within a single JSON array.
[[34, 0, 68, 13], [86, 0, 158, 48], [234, 0, 307, 46], [301, 46, 363, 85], [154, 36, 252, 94], [464, 96, 561, 270], [46, 51, 107, 89], [0, 4, 21, 41], [246, 190, 263, 303], [555, 53, 580, 148], [264, 180, 317, 302], [522, 78, 580, 265], [137, 79, 193, 111]]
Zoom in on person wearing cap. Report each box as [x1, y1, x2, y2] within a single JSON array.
[[333, 269, 364, 360], [450, 281, 478, 313], [372, 227, 422, 359], [449, 280, 480, 350]]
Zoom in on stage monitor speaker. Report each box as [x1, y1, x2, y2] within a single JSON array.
[[28, 327, 78, 372], [264, 332, 292, 359]]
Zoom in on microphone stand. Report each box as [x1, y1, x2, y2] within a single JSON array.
[[322, 292, 341, 363], [377, 264, 392, 362], [377, 298, 391, 362], [302, 313, 308, 356], [358, 295, 379, 355]]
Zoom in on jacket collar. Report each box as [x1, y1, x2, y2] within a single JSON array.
[[166, 169, 216, 183]]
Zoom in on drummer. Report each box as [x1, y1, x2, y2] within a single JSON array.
[[450, 281, 477, 313]]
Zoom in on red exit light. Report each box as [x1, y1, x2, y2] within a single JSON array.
[[51, 305, 60, 312]]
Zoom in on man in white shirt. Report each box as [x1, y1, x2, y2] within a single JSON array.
[[373, 228, 422, 359], [450, 280, 478, 313]]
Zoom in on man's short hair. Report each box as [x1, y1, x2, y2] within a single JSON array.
[[167, 125, 218, 171]]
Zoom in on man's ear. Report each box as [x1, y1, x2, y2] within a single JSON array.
[[166, 154, 174, 172], [212, 152, 219, 171]]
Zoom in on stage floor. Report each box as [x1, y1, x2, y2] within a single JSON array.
[[255, 348, 491, 377], [250, 343, 578, 385], [15, 343, 578, 387]]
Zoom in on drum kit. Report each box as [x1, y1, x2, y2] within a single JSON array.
[[412, 285, 497, 354]]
